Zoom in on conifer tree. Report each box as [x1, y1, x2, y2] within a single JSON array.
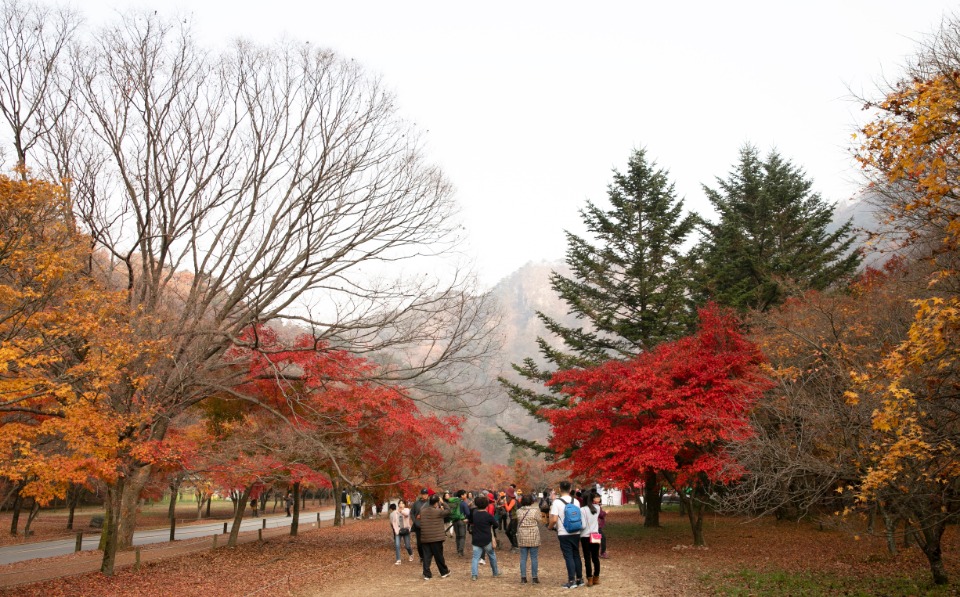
[[499, 148, 699, 526], [696, 146, 861, 311]]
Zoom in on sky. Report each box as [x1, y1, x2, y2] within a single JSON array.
[[80, 0, 957, 288]]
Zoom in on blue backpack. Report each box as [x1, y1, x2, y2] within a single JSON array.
[[562, 498, 583, 533]]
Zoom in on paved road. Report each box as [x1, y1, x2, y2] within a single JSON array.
[[0, 510, 337, 566]]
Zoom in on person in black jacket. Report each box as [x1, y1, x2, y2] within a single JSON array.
[[468, 495, 501, 580], [410, 488, 430, 563]]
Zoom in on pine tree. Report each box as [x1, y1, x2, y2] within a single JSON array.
[[499, 148, 699, 526], [696, 146, 861, 311]]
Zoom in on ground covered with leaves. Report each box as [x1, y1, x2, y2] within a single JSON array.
[[0, 508, 957, 596]]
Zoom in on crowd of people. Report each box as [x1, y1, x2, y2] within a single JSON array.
[[388, 480, 609, 588]]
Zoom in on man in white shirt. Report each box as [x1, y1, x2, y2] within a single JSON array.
[[548, 480, 584, 589]]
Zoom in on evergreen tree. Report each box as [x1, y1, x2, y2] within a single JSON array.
[[696, 146, 861, 311], [499, 148, 699, 526]]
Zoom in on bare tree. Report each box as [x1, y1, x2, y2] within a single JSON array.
[[0, 5, 498, 574], [0, 0, 78, 173]]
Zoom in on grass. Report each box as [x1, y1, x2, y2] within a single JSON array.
[[702, 568, 958, 596], [597, 507, 958, 596]]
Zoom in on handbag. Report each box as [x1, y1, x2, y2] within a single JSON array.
[[590, 532, 602, 544], [397, 513, 410, 536]]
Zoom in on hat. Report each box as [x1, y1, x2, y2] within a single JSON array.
[[420, 488, 429, 494]]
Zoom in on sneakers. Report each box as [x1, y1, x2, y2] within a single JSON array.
[[440, 572, 451, 578], [408, 555, 414, 562], [532, 578, 540, 584], [600, 552, 609, 559], [521, 577, 528, 583], [471, 575, 478, 581], [478, 559, 485, 566], [423, 576, 432, 581], [493, 572, 502, 578], [395, 560, 401, 565], [562, 581, 578, 589], [576, 578, 586, 587]]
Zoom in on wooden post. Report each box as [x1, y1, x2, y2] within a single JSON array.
[[75, 532, 83, 552], [213, 534, 218, 549], [262, 518, 266, 529], [316, 512, 321, 524], [223, 522, 228, 534], [258, 528, 263, 541], [134, 547, 141, 571]]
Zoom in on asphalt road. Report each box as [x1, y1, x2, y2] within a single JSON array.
[[0, 510, 337, 566]]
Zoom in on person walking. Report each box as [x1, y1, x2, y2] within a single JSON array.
[[285, 492, 294, 517], [516, 493, 541, 584], [468, 494, 501, 581], [352, 489, 362, 519], [549, 480, 584, 589], [389, 501, 414, 564], [249, 496, 258, 517], [579, 490, 602, 586], [417, 494, 451, 580], [410, 488, 429, 563]]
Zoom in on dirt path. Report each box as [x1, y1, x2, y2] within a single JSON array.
[[302, 537, 657, 596]]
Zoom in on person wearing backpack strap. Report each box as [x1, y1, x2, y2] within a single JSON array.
[[449, 489, 468, 557], [548, 480, 584, 589]]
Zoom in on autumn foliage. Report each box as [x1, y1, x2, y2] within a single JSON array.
[[544, 304, 772, 544]]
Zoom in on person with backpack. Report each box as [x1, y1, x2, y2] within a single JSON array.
[[449, 489, 469, 557], [548, 480, 584, 589]]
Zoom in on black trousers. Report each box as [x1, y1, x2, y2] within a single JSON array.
[[422, 541, 449, 578], [414, 527, 424, 561], [580, 537, 601, 578], [506, 518, 518, 547]]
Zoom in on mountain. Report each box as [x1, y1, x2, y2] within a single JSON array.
[[460, 260, 581, 462]]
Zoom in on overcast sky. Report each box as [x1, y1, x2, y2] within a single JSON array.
[[81, 0, 955, 288]]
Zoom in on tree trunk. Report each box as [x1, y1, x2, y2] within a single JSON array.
[[168, 480, 180, 542], [117, 465, 152, 549], [8, 485, 23, 536], [100, 479, 124, 575], [227, 487, 252, 548], [918, 520, 949, 585], [290, 482, 301, 536], [195, 490, 206, 520], [22, 499, 40, 536], [881, 508, 898, 555], [206, 493, 212, 518], [332, 479, 342, 527], [642, 468, 661, 528], [664, 472, 705, 546], [66, 484, 81, 531]]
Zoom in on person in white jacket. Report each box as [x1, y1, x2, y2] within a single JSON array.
[[579, 489, 602, 586], [389, 500, 414, 564]]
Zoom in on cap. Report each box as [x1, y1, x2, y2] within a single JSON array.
[[420, 488, 429, 494]]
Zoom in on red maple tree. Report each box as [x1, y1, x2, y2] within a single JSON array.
[[545, 304, 772, 545]]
